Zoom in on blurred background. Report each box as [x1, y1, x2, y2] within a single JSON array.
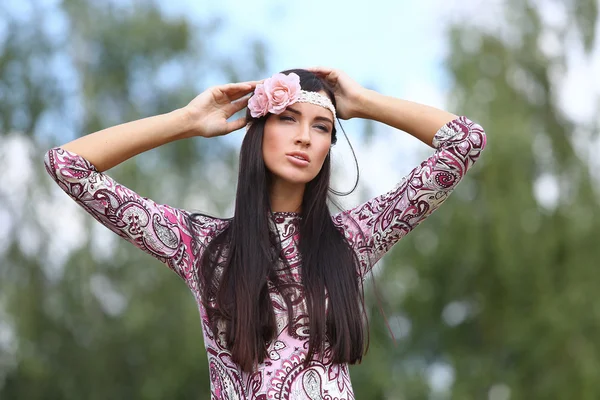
[[1, 0, 599, 398]]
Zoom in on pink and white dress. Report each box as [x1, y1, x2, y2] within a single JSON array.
[[44, 116, 486, 399]]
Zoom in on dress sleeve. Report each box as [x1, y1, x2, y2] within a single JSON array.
[[332, 116, 487, 279], [43, 146, 225, 284]]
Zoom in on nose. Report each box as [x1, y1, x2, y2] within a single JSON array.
[[294, 123, 311, 146]]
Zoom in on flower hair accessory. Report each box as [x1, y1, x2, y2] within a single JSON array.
[[248, 72, 336, 120]]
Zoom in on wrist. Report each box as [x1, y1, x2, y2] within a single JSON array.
[[173, 107, 202, 139], [351, 89, 380, 120]]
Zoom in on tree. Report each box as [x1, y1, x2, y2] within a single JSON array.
[[0, 1, 266, 398], [351, 1, 600, 399]]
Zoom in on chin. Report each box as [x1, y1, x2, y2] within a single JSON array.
[[272, 169, 318, 186], [280, 175, 314, 185]]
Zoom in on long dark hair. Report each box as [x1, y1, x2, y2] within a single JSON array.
[[191, 69, 367, 372]]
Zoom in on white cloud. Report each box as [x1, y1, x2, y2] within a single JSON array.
[[557, 32, 599, 123]]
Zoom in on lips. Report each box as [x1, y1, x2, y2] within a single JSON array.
[[286, 151, 310, 163]]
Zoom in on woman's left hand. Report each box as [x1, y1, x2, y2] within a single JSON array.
[[307, 67, 367, 120]]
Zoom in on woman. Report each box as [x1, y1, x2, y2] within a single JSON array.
[[45, 67, 486, 399]]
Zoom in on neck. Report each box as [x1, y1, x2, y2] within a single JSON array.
[[269, 179, 305, 213]]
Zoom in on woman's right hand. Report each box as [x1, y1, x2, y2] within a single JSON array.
[[184, 81, 260, 138]]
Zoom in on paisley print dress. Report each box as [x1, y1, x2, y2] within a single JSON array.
[[44, 116, 486, 399]]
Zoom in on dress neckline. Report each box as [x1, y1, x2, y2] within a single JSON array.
[[272, 211, 300, 217], [271, 211, 302, 223]]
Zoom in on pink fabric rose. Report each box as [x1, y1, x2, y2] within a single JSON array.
[[263, 73, 301, 114], [248, 84, 269, 118]]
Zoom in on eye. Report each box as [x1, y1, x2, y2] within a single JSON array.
[[279, 115, 295, 122], [315, 125, 330, 132]]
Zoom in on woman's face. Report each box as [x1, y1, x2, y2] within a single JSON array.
[[262, 93, 334, 187]]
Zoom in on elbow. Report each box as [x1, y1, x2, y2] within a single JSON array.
[[466, 120, 487, 153], [43, 148, 59, 179], [43, 147, 96, 184]]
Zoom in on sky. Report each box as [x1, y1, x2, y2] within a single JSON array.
[[0, 0, 469, 273], [155, 0, 460, 210], [155, 0, 600, 207], [5, 0, 595, 206]]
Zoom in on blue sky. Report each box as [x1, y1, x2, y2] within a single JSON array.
[[162, 0, 599, 209], [2, 0, 597, 218], [3, 0, 598, 239], [157, 0, 459, 204], [162, 0, 448, 94]]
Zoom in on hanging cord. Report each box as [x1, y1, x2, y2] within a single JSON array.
[[328, 118, 360, 197], [329, 118, 398, 346]]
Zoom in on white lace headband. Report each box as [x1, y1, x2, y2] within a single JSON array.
[[295, 90, 336, 120], [247, 72, 336, 120]]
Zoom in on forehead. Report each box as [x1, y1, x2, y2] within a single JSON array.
[[288, 101, 330, 115]]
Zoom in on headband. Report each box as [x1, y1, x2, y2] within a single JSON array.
[[247, 72, 336, 120]]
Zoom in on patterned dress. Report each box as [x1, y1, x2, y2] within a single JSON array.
[[44, 116, 486, 399]]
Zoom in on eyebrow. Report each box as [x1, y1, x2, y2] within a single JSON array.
[[286, 107, 334, 125]]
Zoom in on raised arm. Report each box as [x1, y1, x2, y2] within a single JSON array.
[[352, 90, 458, 147], [335, 116, 486, 278], [44, 82, 258, 281], [309, 67, 487, 278], [60, 81, 259, 171]]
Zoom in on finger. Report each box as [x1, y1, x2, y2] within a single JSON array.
[[223, 80, 262, 92], [243, 80, 264, 86], [306, 66, 330, 72], [223, 82, 261, 101], [228, 95, 250, 114], [306, 66, 333, 76], [221, 82, 252, 95], [227, 87, 254, 102], [211, 84, 250, 104], [225, 116, 248, 133]]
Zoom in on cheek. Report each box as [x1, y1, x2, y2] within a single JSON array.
[[262, 125, 284, 168], [313, 138, 332, 167]]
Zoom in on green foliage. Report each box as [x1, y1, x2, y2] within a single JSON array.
[[0, 0, 266, 398], [352, 1, 600, 399]]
